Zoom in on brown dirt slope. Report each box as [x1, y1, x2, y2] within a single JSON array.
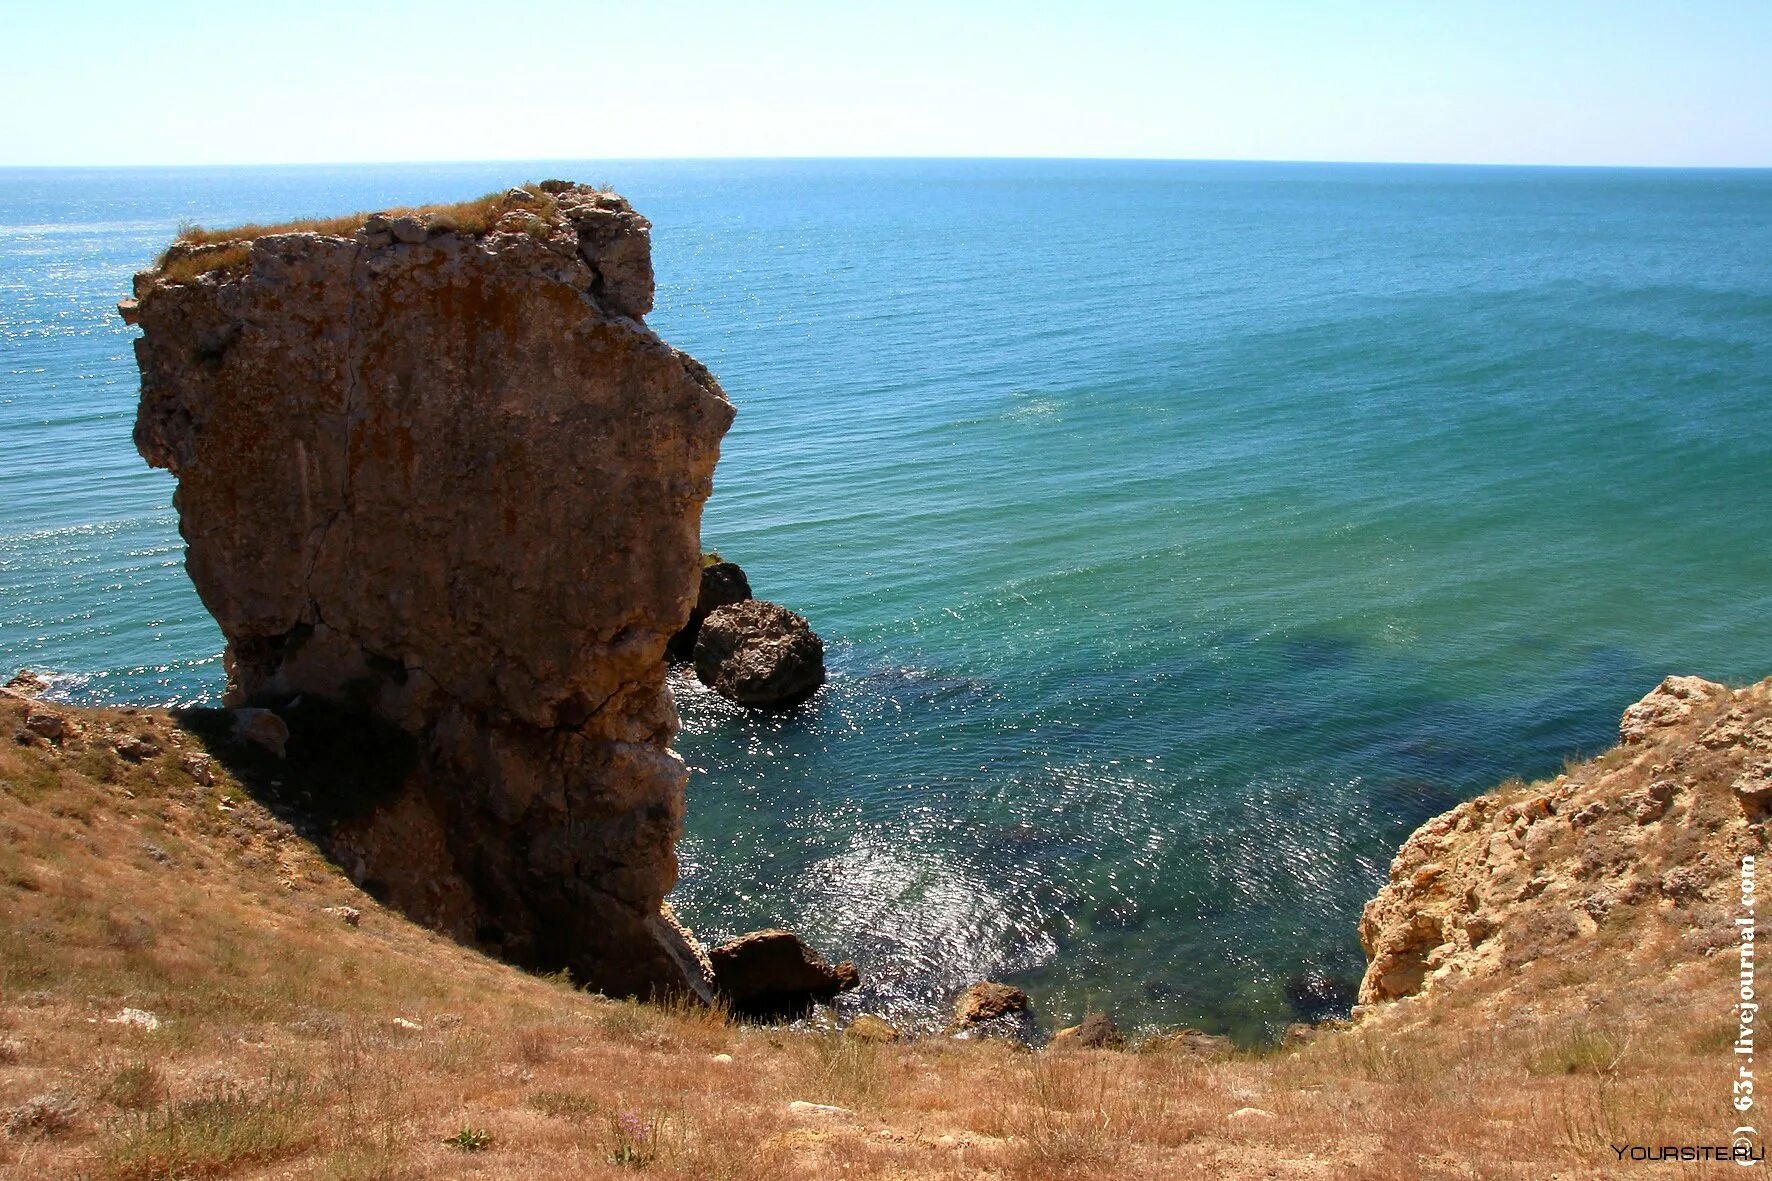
[[1, 682, 1762, 1179]]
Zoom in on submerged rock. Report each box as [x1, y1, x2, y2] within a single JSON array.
[[707, 928, 859, 1018], [693, 599, 825, 708], [666, 560, 752, 661], [127, 183, 734, 1000]]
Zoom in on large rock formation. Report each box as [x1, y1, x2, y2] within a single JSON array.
[[1358, 675, 1771, 1018], [127, 184, 734, 999]]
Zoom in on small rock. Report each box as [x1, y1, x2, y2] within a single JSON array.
[[4, 1090, 79, 1138], [711, 1052, 734, 1064], [140, 842, 172, 864], [1281, 1023, 1317, 1047], [391, 1017, 423, 1031], [1462, 913, 1500, 944], [108, 1008, 161, 1031], [181, 755, 215, 786], [1570, 801, 1607, 827], [1144, 1028, 1235, 1058], [113, 735, 162, 762], [5, 669, 48, 695], [1735, 760, 1772, 802], [1229, 1107, 1275, 1120], [232, 708, 289, 758], [667, 560, 752, 660], [324, 905, 362, 928], [1625, 780, 1677, 822], [388, 215, 429, 244], [844, 1014, 899, 1043], [949, 981, 1030, 1033], [24, 711, 63, 741], [787, 1100, 852, 1117], [1052, 1012, 1124, 1049], [694, 599, 825, 708]]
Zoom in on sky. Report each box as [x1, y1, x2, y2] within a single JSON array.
[[3, 0, 1770, 168]]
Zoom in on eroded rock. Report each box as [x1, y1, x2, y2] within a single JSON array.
[[1357, 674, 1771, 1016], [693, 599, 825, 708], [127, 184, 734, 1000]]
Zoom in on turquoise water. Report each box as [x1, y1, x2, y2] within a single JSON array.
[[3, 161, 1770, 1038]]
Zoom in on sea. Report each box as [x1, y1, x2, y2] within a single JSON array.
[[3, 159, 1769, 1040]]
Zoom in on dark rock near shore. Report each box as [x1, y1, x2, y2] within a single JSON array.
[[707, 928, 859, 1018], [666, 561, 752, 661], [693, 600, 825, 708], [1052, 1012, 1125, 1049]]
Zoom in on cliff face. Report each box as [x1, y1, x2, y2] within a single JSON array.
[[1359, 675, 1772, 1018], [127, 185, 734, 998]]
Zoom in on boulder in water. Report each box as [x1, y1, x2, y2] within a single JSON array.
[[693, 600, 825, 708]]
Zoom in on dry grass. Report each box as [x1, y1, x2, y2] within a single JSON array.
[[155, 184, 578, 283], [0, 689, 1746, 1179]]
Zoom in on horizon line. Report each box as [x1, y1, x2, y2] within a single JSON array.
[[3, 154, 1771, 173]]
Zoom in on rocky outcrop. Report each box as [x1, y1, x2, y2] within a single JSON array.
[[694, 600, 825, 708], [1358, 675, 1771, 1015], [666, 560, 752, 661], [126, 184, 734, 1000], [707, 928, 859, 1018]]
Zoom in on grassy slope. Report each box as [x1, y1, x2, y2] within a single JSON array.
[[0, 688, 1742, 1180]]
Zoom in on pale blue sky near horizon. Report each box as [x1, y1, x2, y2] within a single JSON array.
[[2, 0, 1769, 168]]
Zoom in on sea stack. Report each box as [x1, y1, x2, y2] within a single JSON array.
[[127, 184, 734, 998]]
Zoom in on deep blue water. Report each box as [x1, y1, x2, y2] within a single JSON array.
[[3, 160, 1770, 1038]]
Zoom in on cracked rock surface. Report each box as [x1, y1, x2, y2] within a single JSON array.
[[1356, 674, 1772, 1017], [129, 184, 733, 999]]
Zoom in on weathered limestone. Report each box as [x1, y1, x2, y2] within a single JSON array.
[[127, 185, 734, 999], [1357, 675, 1772, 1015]]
